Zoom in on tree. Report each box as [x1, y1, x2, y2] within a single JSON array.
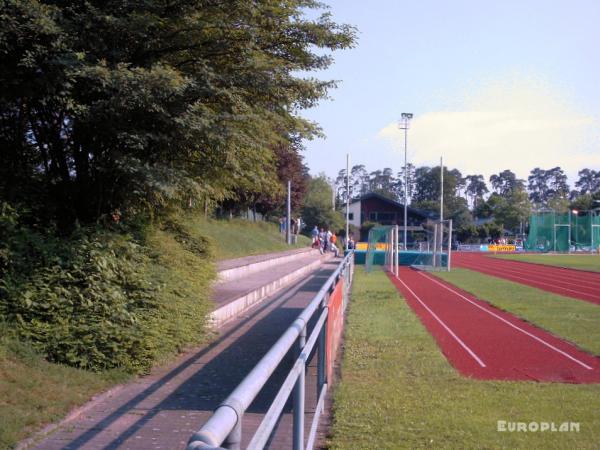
[[412, 166, 465, 213], [465, 175, 488, 209], [489, 170, 525, 197], [302, 175, 344, 232], [527, 167, 569, 207], [254, 139, 310, 218], [394, 163, 416, 204], [575, 169, 600, 195], [368, 168, 395, 199], [350, 165, 370, 198], [0, 1, 356, 230]]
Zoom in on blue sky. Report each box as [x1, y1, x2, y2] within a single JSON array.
[[301, 0, 600, 185]]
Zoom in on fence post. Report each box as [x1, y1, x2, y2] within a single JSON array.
[[293, 326, 307, 450], [317, 306, 327, 392], [223, 418, 242, 450]]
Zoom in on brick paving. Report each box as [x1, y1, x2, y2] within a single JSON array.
[[27, 261, 339, 450]]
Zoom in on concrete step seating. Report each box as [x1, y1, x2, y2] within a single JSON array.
[[211, 248, 332, 327]]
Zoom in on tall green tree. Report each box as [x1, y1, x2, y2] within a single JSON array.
[[0, 0, 356, 229], [489, 170, 525, 197], [302, 175, 344, 231], [465, 174, 488, 209]]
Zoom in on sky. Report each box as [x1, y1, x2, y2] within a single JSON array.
[[300, 0, 600, 186]]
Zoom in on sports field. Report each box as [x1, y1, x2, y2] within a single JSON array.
[[494, 253, 600, 273], [329, 264, 600, 448]]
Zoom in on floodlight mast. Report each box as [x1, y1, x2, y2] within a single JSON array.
[[399, 113, 413, 251]]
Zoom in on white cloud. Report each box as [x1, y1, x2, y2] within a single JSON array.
[[377, 76, 600, 184]]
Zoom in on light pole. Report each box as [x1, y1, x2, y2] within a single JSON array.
[[399, 113, 413, 251]]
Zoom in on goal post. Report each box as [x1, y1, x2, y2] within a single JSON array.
[[365, 225, 399, 276], [412, 219, 453, 271]]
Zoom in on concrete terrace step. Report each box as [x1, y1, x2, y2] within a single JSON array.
[[210, 251, 332, 327], [216, 247, 318, 283]]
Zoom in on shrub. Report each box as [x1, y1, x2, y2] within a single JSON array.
[[1, 232, 159, 372], [0, 211, 215, 374]]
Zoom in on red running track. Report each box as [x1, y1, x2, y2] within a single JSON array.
[[389, 267, 600, 382], [452, 252, 600, 305]]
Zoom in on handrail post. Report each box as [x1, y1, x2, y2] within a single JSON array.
[[317, 304, 327, 392], [223, 418, 242, 450], [293, 325, 307, 450]]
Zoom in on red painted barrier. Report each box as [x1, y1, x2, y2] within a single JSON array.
[[326, 277, 344, 383]]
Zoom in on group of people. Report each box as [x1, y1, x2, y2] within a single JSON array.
[[310, 226, 341, 257]]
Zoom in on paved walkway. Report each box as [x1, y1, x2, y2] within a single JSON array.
[[27, 260, 339, 450]]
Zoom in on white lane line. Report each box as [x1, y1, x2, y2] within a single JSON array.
[[462, 255, 600, 288], [394, 275, 486, 368], [457, 262, 600, 300], [420, 272, 594, 370], [480, 261, 600, 290]]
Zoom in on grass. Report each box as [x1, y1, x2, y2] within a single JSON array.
[[0, 327, 130, 449], [328, 268, 600, 449], [1, 215, 309, 448], [434, 268, 600, 356], [181, 216, 311, 260], [494, 253, 600, 273]]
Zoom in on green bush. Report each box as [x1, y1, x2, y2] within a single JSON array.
[[0, 208, 215, 374], [1, 232, 158, 372]]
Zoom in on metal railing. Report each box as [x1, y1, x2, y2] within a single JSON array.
[[187, 252, 354, 450]]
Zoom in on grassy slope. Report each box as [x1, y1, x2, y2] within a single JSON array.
[[494, 254, 600, 273], [1, 216, 307, 448], [329, 268, 600, 449], [434, 268, 600, 355], [183, 216, 311, 260], [0, 329, 129, 449]]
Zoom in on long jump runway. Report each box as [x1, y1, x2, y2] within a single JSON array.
[[389, 267, 600, 383], [452, 252, 600, 305]]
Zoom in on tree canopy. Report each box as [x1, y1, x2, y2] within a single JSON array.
[[0, 0, 356, 230]]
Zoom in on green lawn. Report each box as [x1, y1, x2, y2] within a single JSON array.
[[328, 268, 600, 449], [0, 328, 130, 449], [434, 268, 600, 356], [1, 216, 310, 448], [182, 216, 311, 260], [494, 253, 600, 273]]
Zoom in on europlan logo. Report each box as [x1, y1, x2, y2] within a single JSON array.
[[497, 421, 580, 433]]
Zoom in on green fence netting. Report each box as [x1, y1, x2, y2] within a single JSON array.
[[525, 210, 600, 252], [365, 226, 393, 273]]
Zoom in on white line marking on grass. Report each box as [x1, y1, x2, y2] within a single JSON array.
[[420, 272, 594, 370], [394, 275, 486, 368]]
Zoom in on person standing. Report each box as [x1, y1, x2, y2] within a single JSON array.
[[311, 226, 319, 247], [330, 232, 339, 257]]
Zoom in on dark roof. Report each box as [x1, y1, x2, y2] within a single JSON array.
[[353, 192, 438, 219]]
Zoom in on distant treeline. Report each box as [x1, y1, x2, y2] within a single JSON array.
[[335, 165, 600, 239]]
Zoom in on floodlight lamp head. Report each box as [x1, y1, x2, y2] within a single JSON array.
[[401, 113, 413, 120]]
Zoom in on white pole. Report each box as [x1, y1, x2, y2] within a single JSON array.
[[440, 157, 444, 224], [346, 153, 350, 250], [440, 157, 444, 261], [395, 225, 399, 276], [404, 122, 408, 251], [448, 219, 453, 271], [433, 223, 438, 268], [286, 180, 291, 245]]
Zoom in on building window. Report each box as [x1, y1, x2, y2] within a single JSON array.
[[348, 213, 354, 220], [377, 212, 396, 221], [369, 212, 377, 221]]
